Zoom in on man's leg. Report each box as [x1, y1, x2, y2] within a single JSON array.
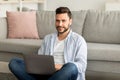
[[48, 63, 78, 80], [8, 58, 36, 80]]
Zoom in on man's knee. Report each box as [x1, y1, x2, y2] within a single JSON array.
[[63, 63, 77, 70], [62, 63, 78, 75], [56, 63, 78, 80], [9, 58, 23, 71]]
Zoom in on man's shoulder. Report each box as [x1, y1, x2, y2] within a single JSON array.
[[71, 32, 83, 39], [70, 32, 86, 43]]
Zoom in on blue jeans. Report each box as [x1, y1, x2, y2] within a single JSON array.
[[9, 58, 78, 80]]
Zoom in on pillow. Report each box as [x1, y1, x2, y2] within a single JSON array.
[[7, 11, 39, 39]]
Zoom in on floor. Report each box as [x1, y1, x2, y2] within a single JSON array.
[[0, 62, 11, 73], [1, 61, 120, 80], [0, 73, 17, 80], [0, 61, 17, 80]]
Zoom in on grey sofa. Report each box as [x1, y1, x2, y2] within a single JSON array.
[[0, 10, 120, 80]]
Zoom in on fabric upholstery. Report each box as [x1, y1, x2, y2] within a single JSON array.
[[86, 71, 120, 80], [87, 42, 120, 61], [83, 10, 120, 43], [87, 61, 120, 73], [0, 39, 42, 54], [36, 11, 56, 39], [71, 11, 87, 35], [0, 17, 7, 39]]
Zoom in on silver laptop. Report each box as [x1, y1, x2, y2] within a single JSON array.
[[24, 54, 56, 75]]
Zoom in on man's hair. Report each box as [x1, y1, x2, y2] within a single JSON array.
[[55, 7, 72, 19]]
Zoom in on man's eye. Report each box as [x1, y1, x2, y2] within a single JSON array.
[[56, 20, 59, 22], [62, 20, 66, 22]]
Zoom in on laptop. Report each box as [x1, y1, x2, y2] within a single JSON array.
[[24, 54, 56, 75]]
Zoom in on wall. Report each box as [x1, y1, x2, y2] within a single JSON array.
[[0, 3, 38, 17], [44, 0, 107, 11], [0, 0, 111, 17]]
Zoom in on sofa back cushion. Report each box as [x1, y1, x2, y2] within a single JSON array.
[[83, 10, 120, 43], [0, 17, 7, 39], [36, 11, 87, 39], [36, 11, 56, 39], [71, 11, 87, 35]]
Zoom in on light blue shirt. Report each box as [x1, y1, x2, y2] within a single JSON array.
[[38, 30, 87, 80]]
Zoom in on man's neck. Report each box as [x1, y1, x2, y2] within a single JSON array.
[[58, 29, 70, 41]]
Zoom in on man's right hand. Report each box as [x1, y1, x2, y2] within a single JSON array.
[[55, 64, 63, 71]]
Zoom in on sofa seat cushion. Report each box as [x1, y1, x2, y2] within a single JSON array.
[[87, 42, 120, 61], [87, 60, 120, 73], [0, 39, 42, 54]]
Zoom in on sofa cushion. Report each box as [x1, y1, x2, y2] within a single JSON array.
[[87, 42, 120, 61], [0, 17, 7, 39], [87, 61, 120, 73], [36, 11, 56, 39], [36, 11, 87, 39], [0, 39, 42, 54], [71, 11, 87, 35], [83, 10, 120, 44], [7, 11, 39, 39]]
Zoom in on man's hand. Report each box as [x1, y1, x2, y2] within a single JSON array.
[[55, 64, 63, 71]]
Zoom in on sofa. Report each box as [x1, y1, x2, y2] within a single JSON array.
[[0, 10, 120, 80]]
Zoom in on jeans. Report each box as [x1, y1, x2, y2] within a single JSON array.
[[9, 58, 78, 80]]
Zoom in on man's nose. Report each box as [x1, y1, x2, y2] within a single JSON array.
[[58, 21, 62, 26]]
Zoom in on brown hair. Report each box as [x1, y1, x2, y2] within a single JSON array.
[[55, 7, 72, 19]]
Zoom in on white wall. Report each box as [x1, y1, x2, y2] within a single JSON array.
[[44, 0, 107, 11], [0, 3, 38, 17], [0, 0, 113, 17]]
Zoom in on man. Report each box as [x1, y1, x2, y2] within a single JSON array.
[[9, 7, 87, 80]]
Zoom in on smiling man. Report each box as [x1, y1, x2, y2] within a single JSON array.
[[9, 7, 87, 80]]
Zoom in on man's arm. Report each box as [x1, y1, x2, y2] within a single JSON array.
[[73, 38, 87, 73]]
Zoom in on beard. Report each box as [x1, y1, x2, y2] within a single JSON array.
[[56, 26, 70, 34]]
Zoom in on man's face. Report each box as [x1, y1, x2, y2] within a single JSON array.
[[55, 13, 72, 34]]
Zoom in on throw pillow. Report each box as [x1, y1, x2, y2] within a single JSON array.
[[7, 11, 39, 39]]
